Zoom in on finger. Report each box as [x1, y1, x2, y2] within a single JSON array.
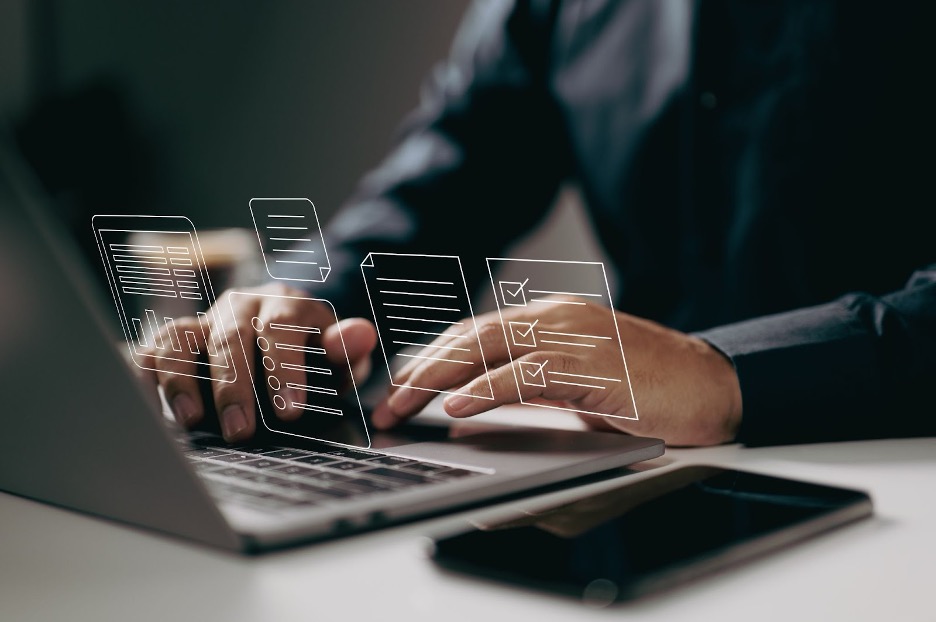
[[350, 355, 371, 387], [208, 295, 259, 442], [322, 318, 377, 364], [390, 322, 477, 388], [322, 318, 377, 386], [389, 314, 512, 393], [370, 397, 398, 430], [577, 412, 621, 432], [385, 320, 510, 417], [151, 316, 204, 428], [442, 352, 588, 418]]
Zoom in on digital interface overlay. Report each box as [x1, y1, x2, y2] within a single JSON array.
[[486, 258, 638, 420], [249, 198, 331, 282], [92, 215, 235, 382], [361, 253, 495, 400], [228, 292, 370, 448]]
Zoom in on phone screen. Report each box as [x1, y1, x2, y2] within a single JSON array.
[[432, 466, 872, 603]]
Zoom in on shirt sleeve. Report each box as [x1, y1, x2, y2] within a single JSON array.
[[309, 0, 570, 318], [696, 264, 936, 446]]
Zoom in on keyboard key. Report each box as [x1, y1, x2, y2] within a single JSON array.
[[399, 462, 452, 474], [277, 480, 332, 494], [362, 467, 432, 485], [365, 455, 416, 467], [260, 449, 310, 460], [212, 467, 251, 478], [266, 483, 336, 503], [343, 478, 398, 492], [211, 452, 257, 463], [304, 471, 358, 484], [294, 454, 339, 466], [237, 472, 295, 487], [325, 460, 374, 472], [190, 461, 222, 473], [323, 449, 380, 460], [296, 485, 356, 499], [232, 446, 273, 455], [272, 464, 320, 477], [241, 458, 284, 470], [185, 448, 228, 458]]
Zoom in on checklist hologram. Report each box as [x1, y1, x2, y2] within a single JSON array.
[[228, 292, 371, 448], [487, 258, 639, 420]]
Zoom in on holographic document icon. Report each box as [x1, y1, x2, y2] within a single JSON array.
[[92, 215, 235, 382], [228, 292, 371, 448], [249, 198, 331, 282], [361, 253, 494, 400], [486, 258, 638, 420]]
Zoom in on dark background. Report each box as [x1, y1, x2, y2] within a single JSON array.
[[0, 0, 470, 229], [1, 0, 607, 304]]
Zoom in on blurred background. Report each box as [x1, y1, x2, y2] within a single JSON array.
[[1, 0, 606, 309]]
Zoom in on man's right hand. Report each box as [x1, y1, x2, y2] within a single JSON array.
[[143, 282, 377, 443]]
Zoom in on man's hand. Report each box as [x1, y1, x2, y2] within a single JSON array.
[[371, 297, 742, 446], [144, 282, 377, 443]]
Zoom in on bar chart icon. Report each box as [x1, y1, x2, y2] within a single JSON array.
[[92, 214, 236, 383]]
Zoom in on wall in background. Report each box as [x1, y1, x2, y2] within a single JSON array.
[[13, 1, 610, 299], [51, 0, 471, 228], [0, 0, 29, 121]]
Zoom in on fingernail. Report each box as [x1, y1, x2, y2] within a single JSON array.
[[221, 404, 248, 441], [370, 402, 396, 430], [172, 394, 198, 426], [445, 393, 472, 416], [288, 388, 306, 410], [387, 387, 414, 415], [371, 413, 392, 430]]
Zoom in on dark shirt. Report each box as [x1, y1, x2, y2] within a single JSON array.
[[314, 0, 936, 445]]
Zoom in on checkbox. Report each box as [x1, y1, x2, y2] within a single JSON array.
[[499, 278, 529, 307], [518, 360, 548, 387], [509, 320, 538, 348]]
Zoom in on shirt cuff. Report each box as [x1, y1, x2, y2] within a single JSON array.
[[694, 296, 884, 446]]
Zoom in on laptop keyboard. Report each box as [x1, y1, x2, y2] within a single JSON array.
[[183, 433, 487, 514]]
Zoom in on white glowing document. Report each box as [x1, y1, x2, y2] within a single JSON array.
[[361, 253, 494, 400], [249, 198, 331, 282], [486, 258, 638, 421], [228, 292, 370, 448], [92, 215, 235, 382]]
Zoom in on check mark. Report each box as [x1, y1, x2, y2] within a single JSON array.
[[508, 319, 538, 347], [518, 359, 548, 387], [505, 279, 528, 298], [500, 278, 530, 307]]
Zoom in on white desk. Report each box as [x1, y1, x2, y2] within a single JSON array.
[[2, 415, 934, 622]]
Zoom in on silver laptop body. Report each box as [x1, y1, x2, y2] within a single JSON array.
[[0, 138, 663, 552]]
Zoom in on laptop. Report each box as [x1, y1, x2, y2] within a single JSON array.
[[0, 135, 664, 553]]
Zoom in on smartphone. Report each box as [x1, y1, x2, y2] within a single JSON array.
[[432, 466, 873, 604]]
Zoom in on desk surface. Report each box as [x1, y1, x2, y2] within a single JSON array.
[[2, 408, 934, 622]]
